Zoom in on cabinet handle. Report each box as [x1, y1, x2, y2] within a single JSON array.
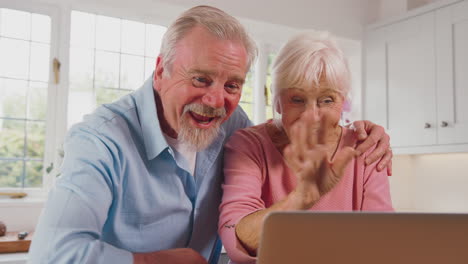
[[424, 123, 431, 129], [441, 121, 448, 127]]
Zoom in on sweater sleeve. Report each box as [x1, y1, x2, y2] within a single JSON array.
[[360, 146, 394, 211], [218, 129, 265, 264]]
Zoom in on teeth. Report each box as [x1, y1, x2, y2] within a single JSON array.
[[191, 111, 216, 118]]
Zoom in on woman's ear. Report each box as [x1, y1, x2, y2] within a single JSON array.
[[275, 99, 282, 115]]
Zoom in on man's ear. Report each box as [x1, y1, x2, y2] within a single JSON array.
[[153, 56, 164, 92]]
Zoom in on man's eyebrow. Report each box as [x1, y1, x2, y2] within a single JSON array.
[[229, 75, 245, 85], [188, 68, 216, 76], [188, 69, 245, 84]]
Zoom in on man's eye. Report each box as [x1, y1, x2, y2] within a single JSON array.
[[192, 77, 211, 87], [225, 83, 240, 94]]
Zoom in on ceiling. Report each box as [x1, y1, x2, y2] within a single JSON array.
[[151, 0, 371, 40]]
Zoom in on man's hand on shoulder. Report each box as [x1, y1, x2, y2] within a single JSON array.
[[350, 120, 393, 176], [133, 248, 208, 264]]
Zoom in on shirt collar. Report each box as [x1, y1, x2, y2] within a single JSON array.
[[134, 75, 168, 160]]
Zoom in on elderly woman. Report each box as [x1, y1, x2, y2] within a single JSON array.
[[218, 32, 393, 264]]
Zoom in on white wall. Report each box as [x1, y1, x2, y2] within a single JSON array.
[[152, 0, 369, 40], [367, 0, 444, 23], [407, 0, 442, 9], [390, 153, 468, 212]]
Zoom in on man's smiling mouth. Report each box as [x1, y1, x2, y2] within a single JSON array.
[[189, 110, 218, 125]]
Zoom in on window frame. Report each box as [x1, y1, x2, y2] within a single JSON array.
[[0, 0, 61, 199]]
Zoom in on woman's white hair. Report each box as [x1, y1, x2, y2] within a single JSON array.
[[160, 5, 257, 76], [271, 31, 351, 115]]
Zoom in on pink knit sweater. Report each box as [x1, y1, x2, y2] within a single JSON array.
[[218, 123, 393, 263]]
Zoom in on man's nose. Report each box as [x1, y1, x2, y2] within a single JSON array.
[[202, 86, 225, 109]]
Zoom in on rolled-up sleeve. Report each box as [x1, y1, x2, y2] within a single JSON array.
[[218, 131, 265, 264], [28, 128, 133, 264]]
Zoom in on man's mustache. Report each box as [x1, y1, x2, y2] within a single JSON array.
[[183, 103, 226, 118]]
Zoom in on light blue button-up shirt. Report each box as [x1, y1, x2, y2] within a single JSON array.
[[28, 77, 252, 264]]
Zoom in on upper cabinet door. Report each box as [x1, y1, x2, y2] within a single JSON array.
[[436, 1, 468, 144], [365, 12, 438, 147]]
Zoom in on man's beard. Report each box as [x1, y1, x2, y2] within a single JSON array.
[[178, 103, 226, 151]]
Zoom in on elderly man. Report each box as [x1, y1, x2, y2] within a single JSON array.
[[29, 5, 392, 264]]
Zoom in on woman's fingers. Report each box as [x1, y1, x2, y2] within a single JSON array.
[[304, 113, 319, 148], [284, 145, 302, 172], [287, 123, 301, 160]]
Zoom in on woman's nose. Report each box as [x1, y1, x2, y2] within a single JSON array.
[[303, 104, 320, 121]]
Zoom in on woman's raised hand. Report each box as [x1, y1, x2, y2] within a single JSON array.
[[283, 115, 357, 209]]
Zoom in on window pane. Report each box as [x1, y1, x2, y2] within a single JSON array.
[[69, 47, 94, 88], [120, 54, 144, 90], [0, 119, 25, 158], [27, 121, 46, 158], [24, 161, 44, 187], [95, 51, 119, 88], [25, 160, 43, 187], [121, 19, 145, 55], [67, 87, 95, 128], [95, 15, 120, 52], [239, 102, 253, 121], [145, 24, 166, 57], [70, 11, 95, 48], [0, 78, 27, 118], [241, 71, 254, 103], [0, 9, 30, 40], [30, 42, 50, 82], [96, 88, 130, 106], [0, 9, 51, 189], [144, 57, 155, 80], [0, 160, 23, 187], [31, 13, 51, 43], [69, 10, 167, 129], [0, 38, 30, 79], [28, 81, 48, 120]]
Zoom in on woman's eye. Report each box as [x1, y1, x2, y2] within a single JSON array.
[[291, 96, 305, 104], [319, 97, 334, 105], [192, 77, 211, 87]]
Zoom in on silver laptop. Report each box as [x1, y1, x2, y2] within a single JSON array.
[[257, 212, 468, 264]]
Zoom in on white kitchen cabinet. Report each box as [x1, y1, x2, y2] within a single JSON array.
[[365, 12, 437, 147], [364, 0, 468, 153], [435, 1, 468, 144]]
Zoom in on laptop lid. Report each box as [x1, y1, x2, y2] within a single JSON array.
[[258, 212, 468, 264]]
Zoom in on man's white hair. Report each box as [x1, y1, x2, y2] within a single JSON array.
[[160, 5, 258, 76]]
